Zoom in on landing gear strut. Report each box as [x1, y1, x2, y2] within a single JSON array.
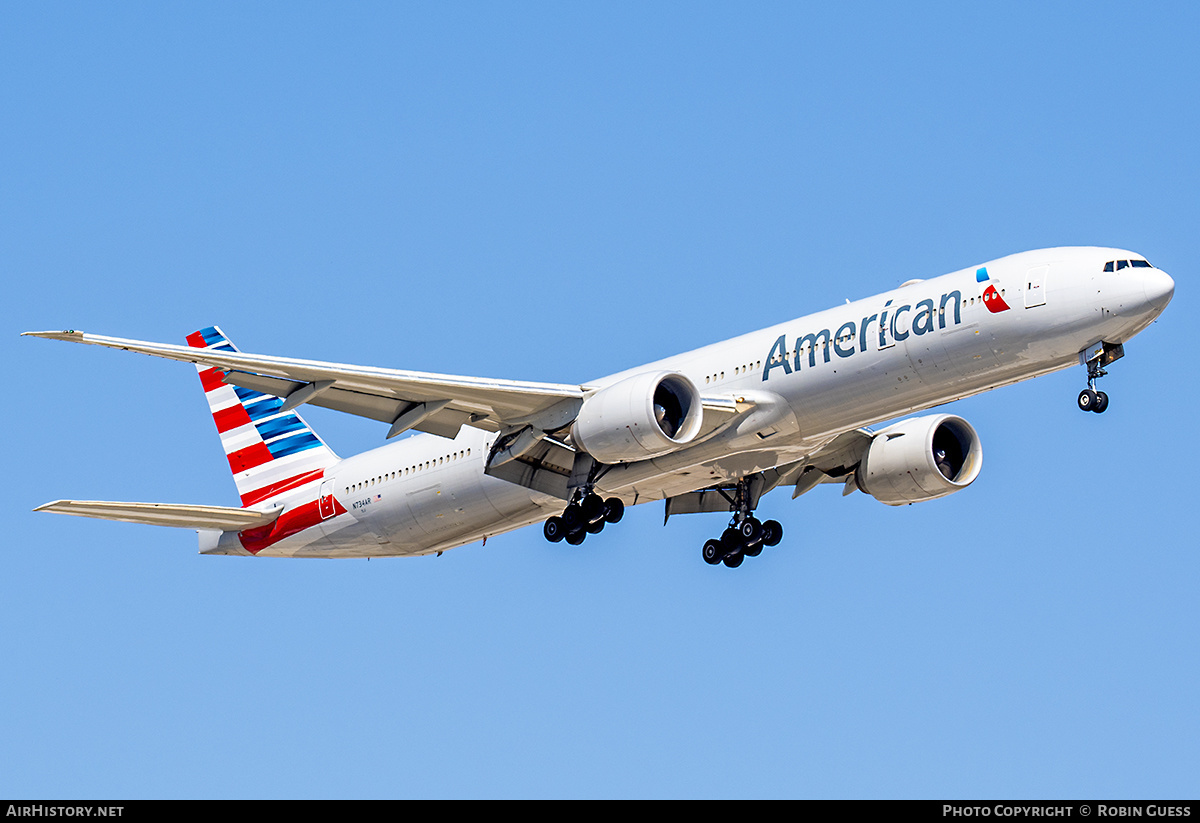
[[700, 478, 783, 569]]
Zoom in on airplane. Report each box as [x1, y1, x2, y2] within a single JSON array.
[[25, 246, 1174, 568]]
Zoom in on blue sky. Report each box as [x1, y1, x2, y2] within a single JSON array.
[[4, 2, 1197, 798]]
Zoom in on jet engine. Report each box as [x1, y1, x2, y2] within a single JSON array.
[[571, 371, 704, 463], [856, 414, 982, 505]]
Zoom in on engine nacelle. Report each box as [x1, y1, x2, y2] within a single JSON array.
[[856, 414, 982, 506], [571, 371, 703, 463]]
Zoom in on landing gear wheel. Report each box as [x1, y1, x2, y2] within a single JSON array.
[[762, 520, 783, 547], [702, 539, 724, 565], [585, 518, 605, 534], [720, 527, 741, 554], [603, 497, 625, 524], [565, 529, 586, 546], [561, 505, 582, 530], [543, 517, 566, 543], [739, 517, 762, 545], [580, 493, 606, 525], [744, 541, 763, 558], [723, 551, 744, 568], [1092, 391, 1109, 413], [1078, 389, 1098, 412]]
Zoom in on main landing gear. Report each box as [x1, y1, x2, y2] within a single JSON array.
[[700, 478, 783, 569], [543, 492, 625, 546]]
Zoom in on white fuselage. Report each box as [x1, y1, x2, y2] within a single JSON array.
[[206, 246, 1173, 557]]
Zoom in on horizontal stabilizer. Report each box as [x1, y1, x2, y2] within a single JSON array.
[[34, 500, 280, 531]]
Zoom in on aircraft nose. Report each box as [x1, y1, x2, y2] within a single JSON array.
[[1143, 268, 1175, 312]]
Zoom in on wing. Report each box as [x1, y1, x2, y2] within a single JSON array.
[[26, 329, 749, 444], [662, 427, 876, 520], [34, 500, 280, 531], [787, 427, 876, 497], [24, 329, 589, 439]]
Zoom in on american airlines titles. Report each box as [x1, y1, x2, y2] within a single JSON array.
[[762, 289, 964, 382]]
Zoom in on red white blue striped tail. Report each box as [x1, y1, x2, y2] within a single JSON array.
[[187, 326, 339, 507]]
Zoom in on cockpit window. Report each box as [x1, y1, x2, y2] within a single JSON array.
[[1104, 258, 1153, 272]]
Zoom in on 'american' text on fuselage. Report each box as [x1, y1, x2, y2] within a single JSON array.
[[762, 289, 964, 381]]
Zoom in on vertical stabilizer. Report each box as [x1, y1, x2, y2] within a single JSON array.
[[186, 326, 339, 507]]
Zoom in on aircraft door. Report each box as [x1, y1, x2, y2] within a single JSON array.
[[1025, 265, 1048, 308], [318, 480, 336, 520], [878, 317, 896, 350]]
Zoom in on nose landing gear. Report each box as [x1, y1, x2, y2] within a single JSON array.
[[1078, 342, 1123, 414]]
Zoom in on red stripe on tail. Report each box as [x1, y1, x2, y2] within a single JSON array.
[[212, 404, 253, 433], [227, 442, 274, 473], [199, 367, 227, 393]]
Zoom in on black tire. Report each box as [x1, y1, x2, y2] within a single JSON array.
[[543, 517, 566, 543], [762, 520, 783, 547], [721, 527, 741, 554], [744, 541, 763, 557], [561, 505, 582, 530], [723, 551, 744, 568], [565, 528, 586, 546], [603, 497, 625, 524], [702, 539, 724, 565], [581, 494, 606, 524], [739, 517, 762, 545], [585, 518, 605, 534], [1078, 389, 1098, 412], [1093, 391, 1110, 413]]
